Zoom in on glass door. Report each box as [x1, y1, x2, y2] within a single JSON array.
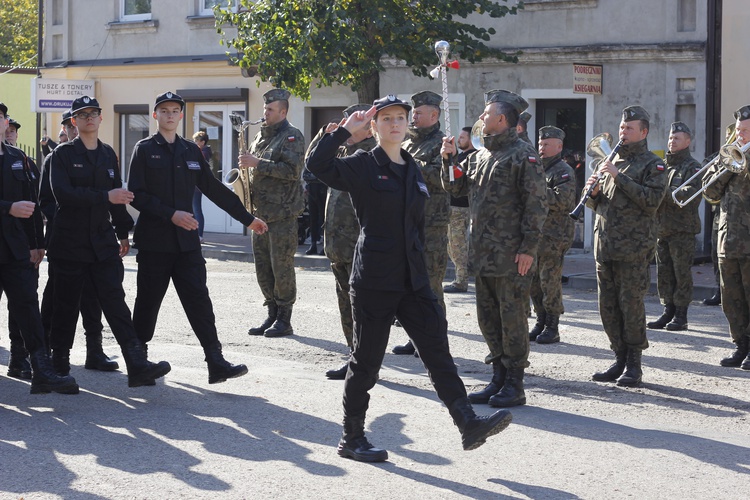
[[193, 104, 246, 234]]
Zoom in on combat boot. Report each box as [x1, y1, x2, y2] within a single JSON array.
[[647, 303, 675, 329], [337, 416, 388, 462], [248, 303, 278, 336], [616, 349, 643, 387], [536, 314, 560, 344], [741, 352, 750, 371], [7, 341, 32, 380], [592, 350, 627, 382], [326, 351, 351, 380], [204, 342, 248, 384], [52, 348, 71, 376], [264, 305, 294, 337], [703, 288, 721, 306], [305, 243, 318, 255], [488, 367, 526, 408], [392, 339, 416, 355], [720, 335, 749, 367], [468, 362, 506, 404], [29, 348, 79, 395], [84, 334, 120, 371], [121, 339, 171, 387], [666, 306, 688, 331], [449, 396, 513, 450], [528, 311, 547, 341]]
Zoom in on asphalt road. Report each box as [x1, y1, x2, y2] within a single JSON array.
[[0, 256, 748, 499]]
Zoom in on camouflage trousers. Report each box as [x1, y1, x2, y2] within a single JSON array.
[[530, 240, 570, 316], [718, 257, 750, 343], [596, 259, 650, 352], [424, 225, 449, 313], [330, 260, 354, 349], [252, 217, 297, 307], [655, 233, 695, 307], [475, 274, 532, 368], [447, 206, 470, 288]]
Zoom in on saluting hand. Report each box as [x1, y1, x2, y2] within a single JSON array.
[[248, 217, 268, 235], [9, 200, 36, 218], [171, 210, 200, 231], [108, 188, 134, 205], [441, 136, 457, 159], [324, 122, 339, 134], [343, 106, 377, 134]]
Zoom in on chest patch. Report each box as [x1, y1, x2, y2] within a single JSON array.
[[108, 169, 115, 178], [417, 181, 429, 195], [187, 161, 201, 170], [151, 155, 161, 159], [73, 163, 84, 168], [11, 161, 23, 170], [377, 175, 389, 180]]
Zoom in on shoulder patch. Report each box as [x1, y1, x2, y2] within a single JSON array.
[[656, 164, 665, 171], [561, 173, 570, 180], [287, 136, 296, 142], [528, 156, 537, 163]]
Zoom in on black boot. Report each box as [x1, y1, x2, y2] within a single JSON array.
[[592, 350, 627, 382], [536, 314, 560, 344], [52, 348, 71, 376], [121, 339, 171, 388], [449, 396, 513, 451], [703, 288, 721, 306], [741, 352, 750, 371], [666, 306, 688, 331], [325, 362, 349, 380], [305, 243, 318, 255], [392, 340, 416, 355], [264, 305, 294, 337], [337, 417, 388, 462], [204, 342, 248, 384], [488, 367, 526, 407], [7, 342, 32, 380], [248, 303, 278, 336], [616, 349, 643, 387], [468, 362, 506, 404], [720, 335, 750, 367], [29, 349, 79, 395], [528, 311, 547, 341], [84, 334, 120, 371], [647, 303, 675, 329]]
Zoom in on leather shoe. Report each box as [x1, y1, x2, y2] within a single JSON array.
[[392, 340, 418, 357], [703, 290, 721, 306], [325, 363, 348, 380]]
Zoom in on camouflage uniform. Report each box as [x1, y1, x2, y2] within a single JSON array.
[[442, 129, 547, 368], [586, 139, 667, 352], [530, 153, 576, 316], [404, 122, 449, 311], [307, 126, 376, 348], [655, 147, 702, 307], [248, 118, 305, 308]]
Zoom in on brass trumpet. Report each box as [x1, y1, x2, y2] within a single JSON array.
[[224, 114, 265, 211], [671, 140, 750, 207], [569, 133, 624, 221]]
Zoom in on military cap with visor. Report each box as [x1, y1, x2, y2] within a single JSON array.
[[539, 126, 565, 141], [484, 90, 529, 114], [7, 117, 20, 130], [622, 105, 650, 123], [0, 102, 8, 117], [61, 110, 73, 125], [372, 95, 411, 114], [154, 91, 185, 111], [263, 88, 291, 104], [410, 90, 442, 108], [70, 96, 102, 115]]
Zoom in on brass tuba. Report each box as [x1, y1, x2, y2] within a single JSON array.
[[224, 114, 264, 211]]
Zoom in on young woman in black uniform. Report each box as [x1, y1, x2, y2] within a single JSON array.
[[306, 95, 513, 462]]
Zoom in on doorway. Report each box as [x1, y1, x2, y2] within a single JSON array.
[[193, 103, 247, 234]]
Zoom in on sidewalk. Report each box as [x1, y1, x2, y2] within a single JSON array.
[[201, 232, 719, 301]]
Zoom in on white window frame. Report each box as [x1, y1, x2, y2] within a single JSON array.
[[120, 0, 152, 22], [200, 0, 237, 16]]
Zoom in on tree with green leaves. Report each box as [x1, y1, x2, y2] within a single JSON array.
[[0, 0, 38, 67], [216, 0, 522, 103]]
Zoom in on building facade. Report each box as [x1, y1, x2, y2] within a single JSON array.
[[39, 0, 719, 250]]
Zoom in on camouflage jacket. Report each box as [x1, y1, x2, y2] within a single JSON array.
[[403, 123, 449, 227], [585, 139, 667, 262], [702, 150, 750, 259], [541, 154, 576, 246], [248, 119, 305, 223], [657, 148, 702, 237], [305, 126, 377, 263], [441, 128, 548, 277]]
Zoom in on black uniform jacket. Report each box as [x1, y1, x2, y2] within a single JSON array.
[[48, 137, 132, 262], [128, 132, 255, 253], [39, 150, 133, 248], [0, 143, 44, 259], [306, 127, 430, 292]]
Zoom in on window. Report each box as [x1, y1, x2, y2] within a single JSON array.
[[200, 0, 238, 16], [119, 113, 150, 182], [120, 0, 152, 22]]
